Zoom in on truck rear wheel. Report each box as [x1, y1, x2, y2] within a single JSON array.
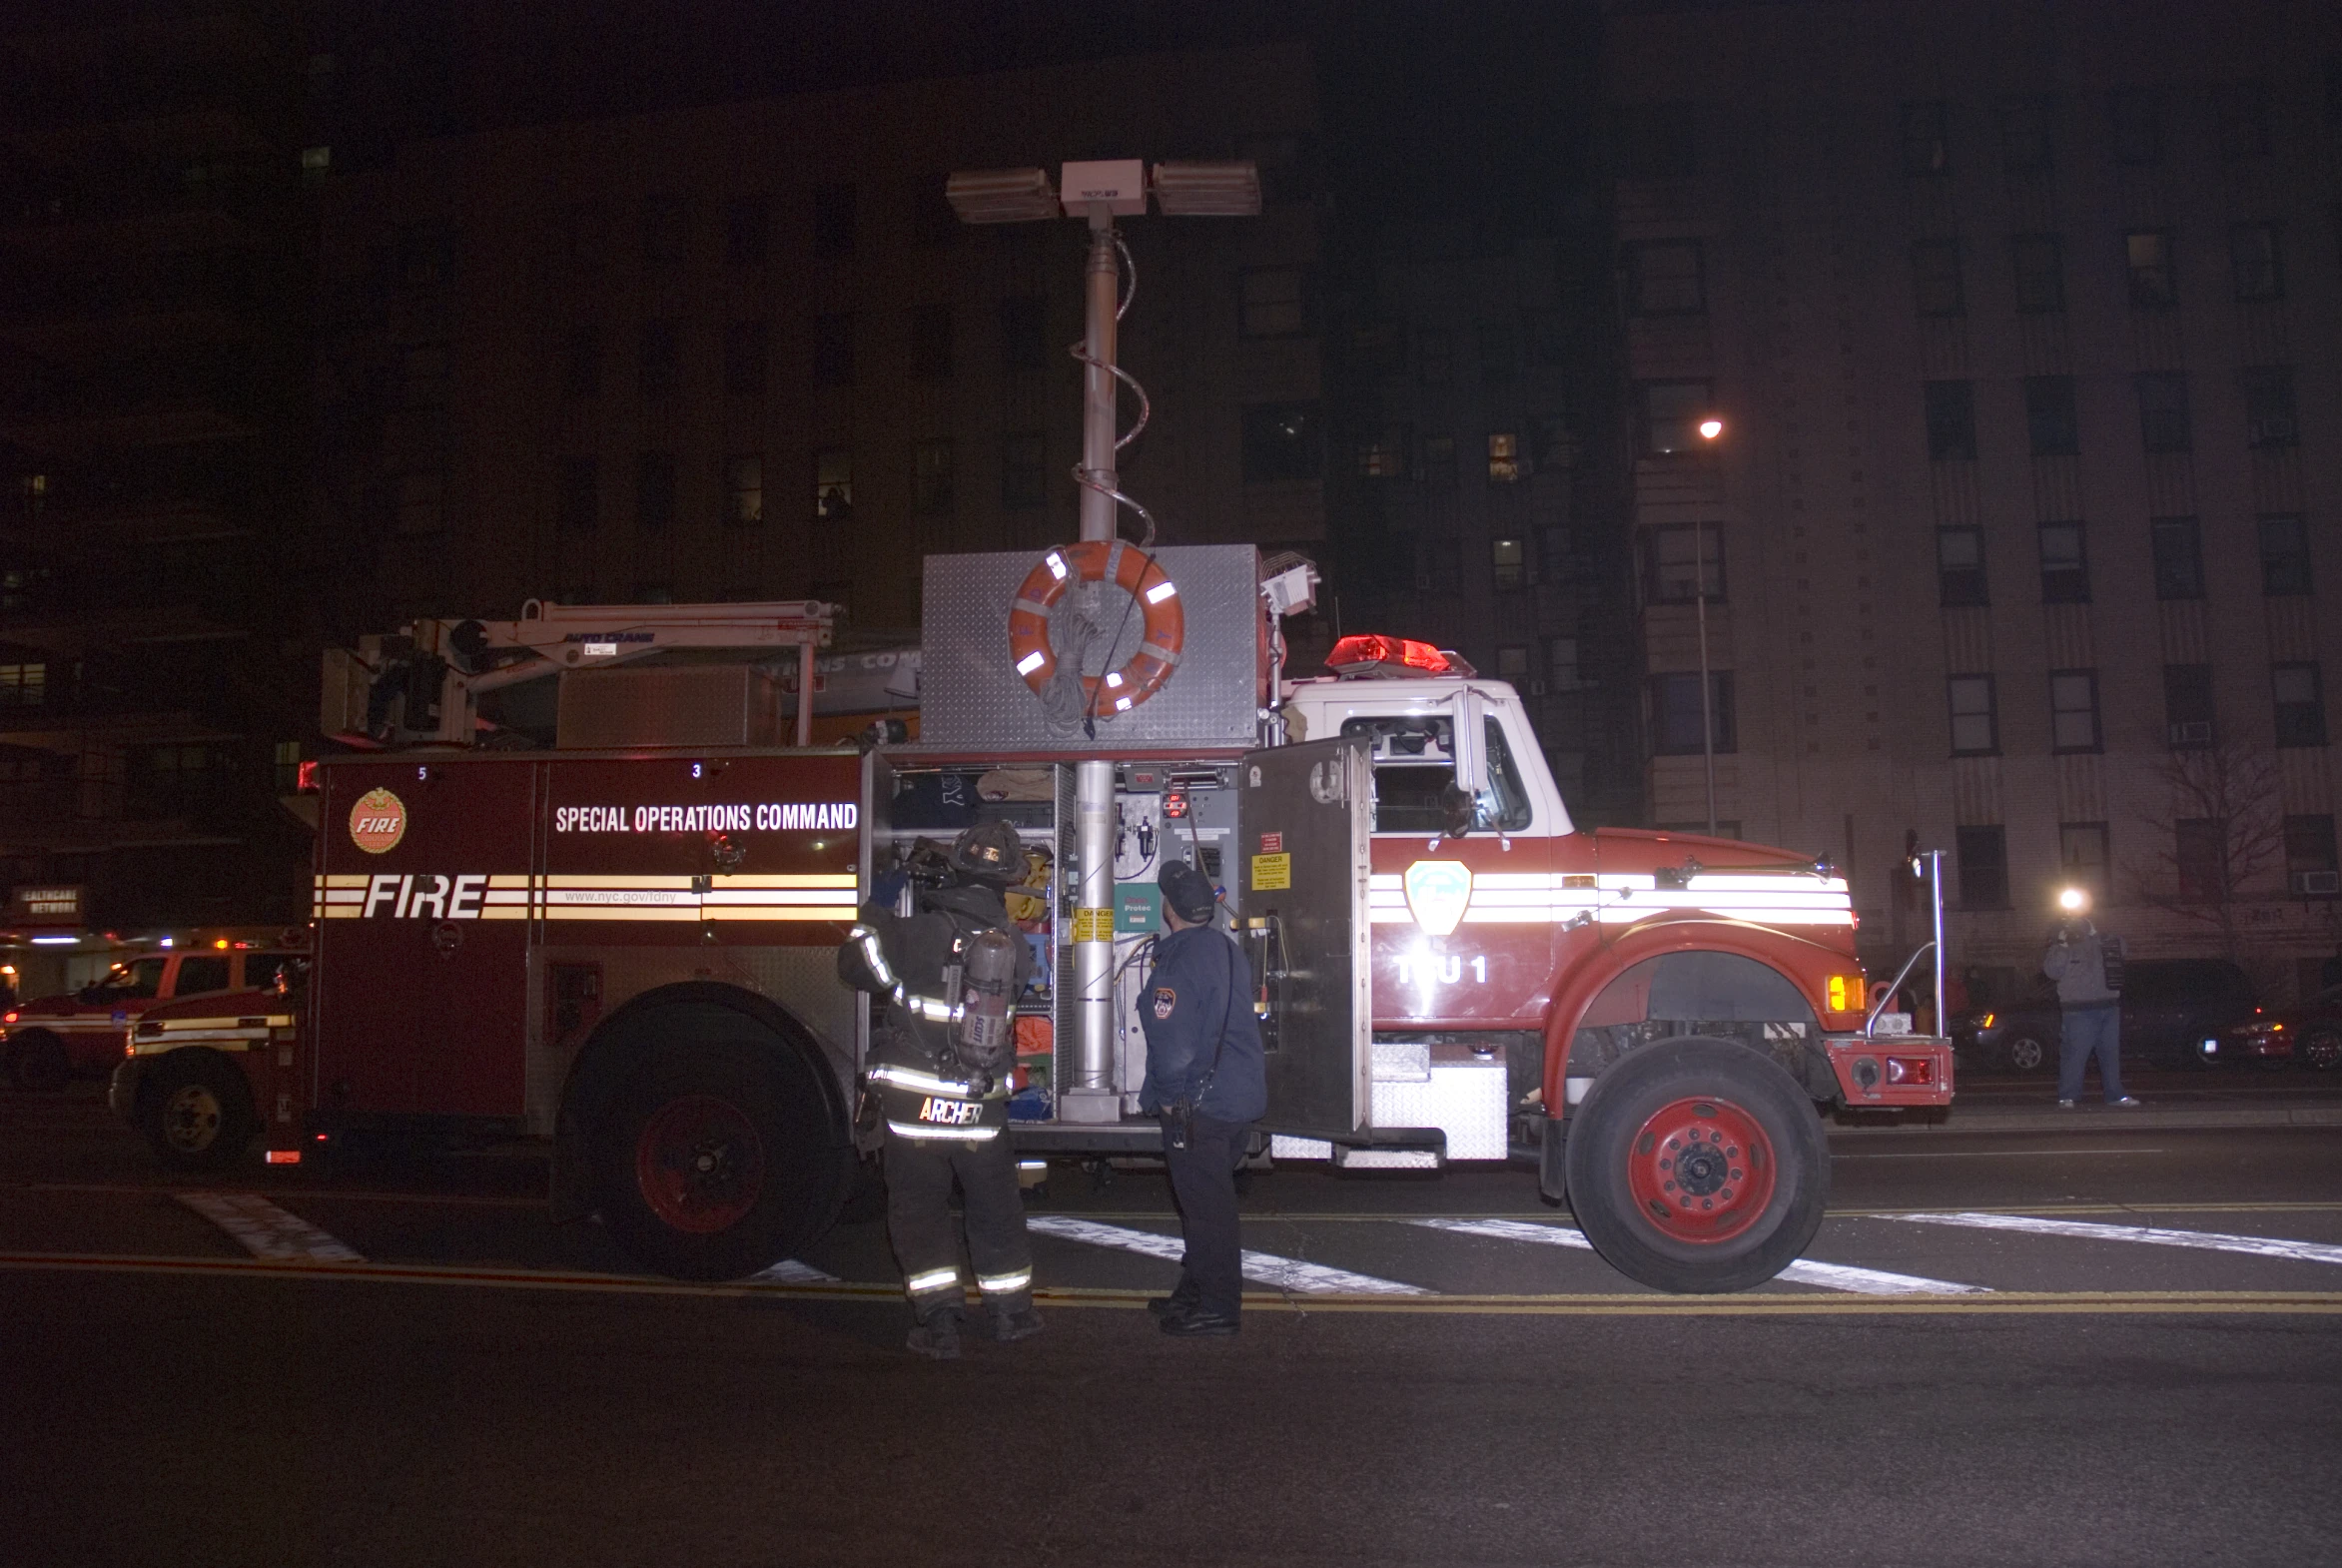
[[592, 1027, 849, 1281], [138, 1053, 259, 1172], [1563, 1036, 1828, 1294]]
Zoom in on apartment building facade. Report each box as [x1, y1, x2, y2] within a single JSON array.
[[1607, 0, 2342, 997]]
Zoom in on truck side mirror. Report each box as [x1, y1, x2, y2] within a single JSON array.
[[1439, 781, 1475, 840]]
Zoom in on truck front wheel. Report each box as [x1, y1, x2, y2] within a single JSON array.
[[138, 1053, 259, 1172], [1563, 1037, 1828, 1294], [592, 1029, 848, 1281]]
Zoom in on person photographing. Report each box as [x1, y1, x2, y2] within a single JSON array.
[[2042, 890, 2139, 1110], [1138, 859, 1266, 1338]]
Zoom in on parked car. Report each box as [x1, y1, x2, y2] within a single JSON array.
[[1950, 959, 2260, 1073], [108, 965, 306, 1172], [2, 945, 304, 1092], [2199, 984, 2342, 1071]]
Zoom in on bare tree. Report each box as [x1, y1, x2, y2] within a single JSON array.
[[2124, 741, 2286, 964]]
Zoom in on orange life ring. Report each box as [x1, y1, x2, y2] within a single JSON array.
[[1007, 541, 1184, 714]]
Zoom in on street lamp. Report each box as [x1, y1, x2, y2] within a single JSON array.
[[1694, 414, 1725, 835], [947, 158, 1259, 1127]]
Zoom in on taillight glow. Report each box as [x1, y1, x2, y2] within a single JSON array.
[[296, 760, 320, 793], [265, 1150, 303, 1165], [1885, 1056, 1936, 1086]]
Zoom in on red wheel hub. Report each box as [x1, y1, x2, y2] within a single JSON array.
[[1623, 1096, 1777, 1244], [634, 1095, 765, 1234]]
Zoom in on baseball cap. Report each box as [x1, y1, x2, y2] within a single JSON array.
[[1157, 859, 1217, 923]]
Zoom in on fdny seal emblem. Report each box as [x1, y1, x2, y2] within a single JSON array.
[[1403, 859, 1473, 937], [350, 787, 408, 855], [1153, 987, 1176, 1020]]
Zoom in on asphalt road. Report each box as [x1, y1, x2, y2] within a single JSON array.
[[5, 1079, 2340, 1567]]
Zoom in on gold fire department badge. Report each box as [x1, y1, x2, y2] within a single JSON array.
[[349, 787, 408, 854]]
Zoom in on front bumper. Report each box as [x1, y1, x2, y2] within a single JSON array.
[[1823, 1034, 1954, 1107]]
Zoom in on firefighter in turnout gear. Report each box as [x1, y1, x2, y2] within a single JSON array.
[[838, 818, 1040, 1359]]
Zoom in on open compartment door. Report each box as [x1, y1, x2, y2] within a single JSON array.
[[1237, 737, 1371, 1138]]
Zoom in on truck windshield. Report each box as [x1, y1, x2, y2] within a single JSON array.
[[1341, 715, 1532, 834], [99, 957, 169, 999]]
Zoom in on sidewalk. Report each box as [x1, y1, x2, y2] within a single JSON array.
[[1830, 1070, 2342, 1137]]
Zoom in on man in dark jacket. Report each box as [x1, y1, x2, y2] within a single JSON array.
[[2043, 905, 2138, 1110], [1139, 859, 1266, 1337], [839, 819, 1040, 1359]]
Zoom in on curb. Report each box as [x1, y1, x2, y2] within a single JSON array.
[[1830, 1106, 2342, 1137]]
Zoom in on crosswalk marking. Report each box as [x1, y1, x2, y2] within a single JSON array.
[[1027, 1214, 1429, 1295], [1410, 1216, 1987, 1296], [746, 1258, 836, 1283], [178, 1191, 362, 1263], [1892, 1210, 2342, 1267]]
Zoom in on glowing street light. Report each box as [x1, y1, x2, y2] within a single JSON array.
[[2057, 887, 2090, 914], [1698, 416, 1725, 441]]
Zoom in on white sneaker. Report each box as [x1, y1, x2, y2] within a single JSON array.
[[2056, 1099, 2077, 1109]]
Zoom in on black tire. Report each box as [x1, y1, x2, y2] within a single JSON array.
[[2004, 1034, 2050, 1075], [6, 1030, 72, 1092], [137, 1052, 258, 1172], [2305, 1029, 2342, 1072], [1563, 1036, 1830, 1294], [591, 1016, 851, 1281]]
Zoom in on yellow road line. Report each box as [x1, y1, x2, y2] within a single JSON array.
[[2, 1251, 2338, 1316]]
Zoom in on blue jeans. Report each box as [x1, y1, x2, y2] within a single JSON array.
[[2058, 1003, 2126, 1103]]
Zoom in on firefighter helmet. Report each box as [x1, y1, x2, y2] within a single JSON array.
[[949, 819, 1024, 885]]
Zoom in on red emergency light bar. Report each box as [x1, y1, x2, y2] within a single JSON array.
[[1326, 634, 1474, 678]]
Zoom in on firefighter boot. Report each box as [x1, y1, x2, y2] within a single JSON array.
[[906, 1307, 964, 1361], [992, 1302, 1044, 1342]]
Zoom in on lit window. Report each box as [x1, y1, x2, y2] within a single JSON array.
[[1487, 433, 1521, 482], [1491, 537, 1525, 590]]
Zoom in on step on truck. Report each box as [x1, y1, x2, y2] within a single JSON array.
[[301, 546, 1952, 1293]]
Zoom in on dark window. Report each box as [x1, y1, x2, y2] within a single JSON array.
[[1901, 101, 1952, 176], [1001, 432, 1046, 509], [912, 439, 954, 516], [2215, 81, 2270, 159], [1418, 537, 1461, 594], [1997, 95, 2052, 169], [635, 451, 675, 532], [2110, 89, 2163, 165], [1492, 538, 1526, 591], [1419, 433, 1457, 487], [1638, 380, 1713, 455], [637, 320, 678, 398], [1617, 103, 1697, 180], [1641, 523, 1725, 604], [2012, 234, 2065, 313], [812, 314, 853, 389], [562, 325, 600, 399], [1912, 239, 1963, 316], [2025, 376, 2079, 455], [557, 457, 597, 533], [2136, 372, 2190, 452], [1240, 403, 1322, 483], [1651, 672, 1735, 755], [640, 195, 685, 268], [1476, 321, 1518, 387], [2231, 224, 2283, 301], [1939, 526, 1988, 606], [813, 448, 851, 520], [173, 955, 231, 996], [1547, 636, 1582, 691], [2164, 663, 2215, 747], [1623, 240, 1705, 314], [2060, 822, 2109, 898], [2242, 367, 2298, 448], [999, 296, 1046, 371], [2126, 231, 2176, 307], [1955, 826, 2009, 910], [2176, 818, 2227, 902], [1949, 675, 1998, 755], [1239, 268, 1310, 338], [725, 198, 768, 266], [724, 454, 762, 526], [722, 321, 768, 396], [910, 305, 953, 380], [812, 184, 855, 257], [633, 581, 673, 604], [1343, 319, 1406, 379], [1925, 381, 1977, 459], [2151, 517, 2205, 599], [2259, 514, 2312, 595], [1496, 645, 1531, 680], [1417, 330, 1453, 386], [2050, 669, 2101, 752], [2275, 662, 2328, 747], [393, 224, 455, 290], [2284, 815, 2338, 893]]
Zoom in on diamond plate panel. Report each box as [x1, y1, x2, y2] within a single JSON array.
[[920, 546, 1263, 749]]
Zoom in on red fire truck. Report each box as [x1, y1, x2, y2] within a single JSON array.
[[297, 556, 1950, 1294]]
